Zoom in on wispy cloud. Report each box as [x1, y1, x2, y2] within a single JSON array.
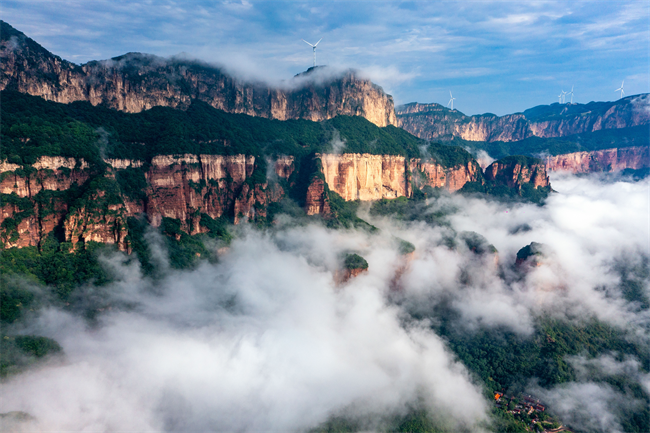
[[1, 0, 648, 115]]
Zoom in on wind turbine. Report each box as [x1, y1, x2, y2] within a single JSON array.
[[557, 91, 563, 104], [615, 80, 624, 99], [568, 86, 574, 104], [302, 38, 322, 67], [448, 91, 456, 110]]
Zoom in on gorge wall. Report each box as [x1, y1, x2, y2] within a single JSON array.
[[396, 97, 650, 142], [0, 21, 396, 127], [0, 155, 293, 250], [545, 146, 649, 173], [1, 153, 549, 250], [315, 153, 484, 205]]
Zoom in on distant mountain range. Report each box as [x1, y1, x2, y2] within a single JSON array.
[[396, 97, 649, 143]]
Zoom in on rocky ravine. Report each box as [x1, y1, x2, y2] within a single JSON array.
[[1, 154, 548, 249], [397, 97, 650, 142], [0, 21, 396, 127]]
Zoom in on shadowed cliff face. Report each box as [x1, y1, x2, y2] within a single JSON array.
[[0, 22, 396, 127], [396, 97, 650, 143], [545, 146, 649, 173], [485, 157, 550, 189]]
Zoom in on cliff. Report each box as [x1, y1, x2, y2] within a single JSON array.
[[545, 146, 649, 173], [0, 21, 396, 127], [484, 156, 550, 189], [315, 153, 484, 204], [1, 151, 549, 249], [396, 96, 650, 143], [0, 155, 291, 250]]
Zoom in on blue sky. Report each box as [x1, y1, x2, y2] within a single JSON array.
[[2, 0, 648, 115]]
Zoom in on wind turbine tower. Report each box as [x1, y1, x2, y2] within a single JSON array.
[[302, 38, 322, 67], [615, 81, 625, 99], [568, 86, 574, 104], [448, 91, 456, 110]]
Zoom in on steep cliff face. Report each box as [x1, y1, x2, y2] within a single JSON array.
[[1, 151, 550, 249], [305, 177, 331, 216], [397, 103, 531, 142], [0, 21, 396, 127], [545, 146, 649, 173], [304, 153, 484, 215], [0, 155, 292, 249], [409, 159, 483, 192], [484, 156, 550, 189], [396, 96, 650, 143], [318, 153, 408, 201]]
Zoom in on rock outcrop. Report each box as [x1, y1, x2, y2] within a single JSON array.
[[315, 153, 484, 203], [318, 153, 408, 201], [545, 146, 649, 173], [305, 177, 331, 216], [396, 96, 650, 143], [1, 151, 550, 249], [0, 21, 396, 127], [409, 159, 483, 192], [0, 155, 293, 249], [484, 156, 550, 189]]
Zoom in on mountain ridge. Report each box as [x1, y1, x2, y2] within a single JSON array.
[[0, 20, 397, 127], [396, 96, 649, 143]]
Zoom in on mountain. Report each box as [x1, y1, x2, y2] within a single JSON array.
[[396, 97, 650, 143], [0, 21, 396, 127], [0, 91, 549, 250]]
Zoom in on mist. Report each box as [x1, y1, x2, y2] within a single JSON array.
[[1, 172, 648, 432]]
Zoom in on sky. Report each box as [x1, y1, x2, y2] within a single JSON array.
[[2, 1, 649, 115]]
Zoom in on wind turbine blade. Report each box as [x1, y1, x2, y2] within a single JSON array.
[[450, 91, 453, 98], [302, 39, 314, 47], [314, 38, 322, 47]]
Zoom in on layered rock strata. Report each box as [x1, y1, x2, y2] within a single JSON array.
[[1, 152, 551, 250], [316, 153, 484, 202], [409, 159, 483, 192], [397, 96, 650, 142], [0, 155, 293, 250], [484, 159, 550, 189], [545, 146, 649, 173], [0, 22, 396, 127]]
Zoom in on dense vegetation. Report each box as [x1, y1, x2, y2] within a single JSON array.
[[0, 90, 425, 166]]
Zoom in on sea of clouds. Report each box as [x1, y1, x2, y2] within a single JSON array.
[[1, 172, 648, 432]]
